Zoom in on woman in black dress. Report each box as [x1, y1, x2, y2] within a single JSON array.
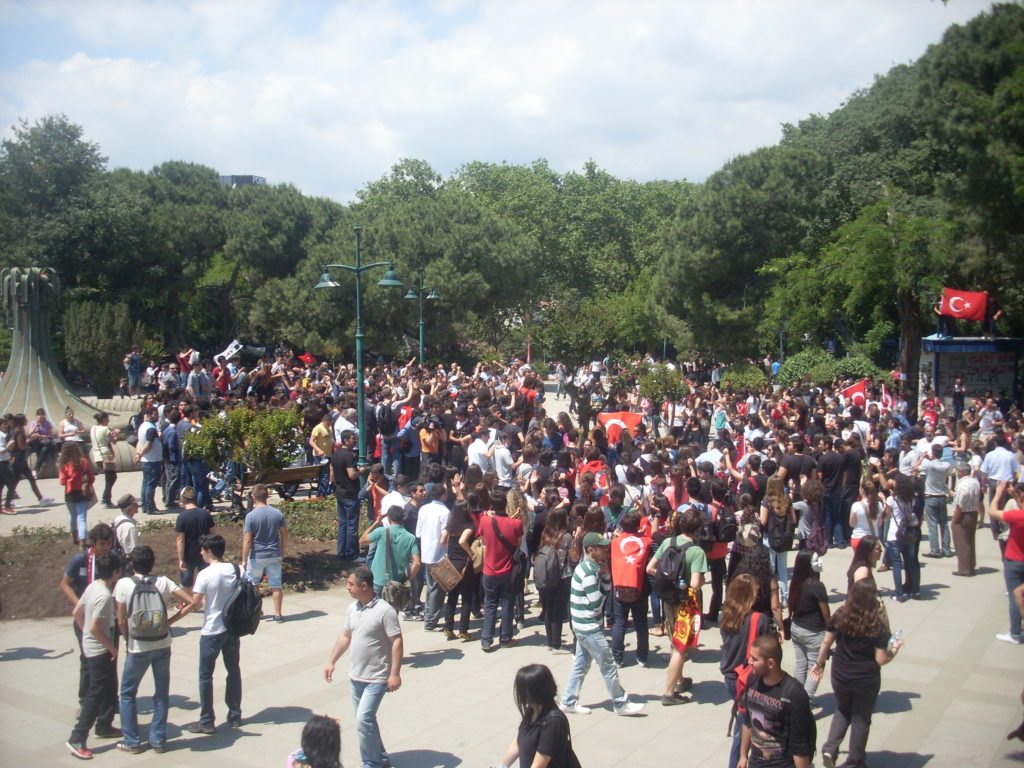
[[495, 664, 581, 768]]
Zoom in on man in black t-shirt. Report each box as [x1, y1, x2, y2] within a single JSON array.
[[816, 439, 847, 550], [740, 635, 815, 768], [331, 430, 362, 562], [841, 436, 864, 546], [175, 486, 215, 589]]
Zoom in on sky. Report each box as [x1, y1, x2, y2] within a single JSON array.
[[0, 0, 996, 203]]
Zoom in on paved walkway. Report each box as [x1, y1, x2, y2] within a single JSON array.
[[0, 401, 1021, 766]]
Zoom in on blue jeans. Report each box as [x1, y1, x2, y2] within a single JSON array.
[[140, 461, 162, 512], [351, 679, 389, 768], [66, 497, 88, 540], [198, 632, 241, 726], [481, 572, 514, 647], [380, 437, 401, 488], [725, 677, 742, 768], [824, 491, 847, 548], [120, 647, 171, 748], [924, 496, 952, 556], [768, 548, 791, 604], [314, 457, 331, 497], [336, 496, 361, 561], [1005, 559, 1024, 639], [561, 629, 628, 710], [184, 460, 210, 508], [886, 535, 920, 598], [422, 565, 445, 628]]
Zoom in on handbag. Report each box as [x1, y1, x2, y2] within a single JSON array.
[[470, 537, 485, 574], [380, 526, 411, 612], [429, 556, 463, 593]]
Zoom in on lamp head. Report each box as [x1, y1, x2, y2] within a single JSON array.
[[404, 288, 418, 300], [377, 263, 404, 288], [426, 288, 440, 300], [315, 270, 340, 290]]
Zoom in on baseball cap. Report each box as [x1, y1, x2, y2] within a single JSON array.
[[582, 532, 609, 550]]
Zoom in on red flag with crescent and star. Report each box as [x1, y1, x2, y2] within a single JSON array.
[[839, 379, 868, 408], [940, 288, 987, 323], [298, 352, 317, 366], [597, 411, 643, 443]]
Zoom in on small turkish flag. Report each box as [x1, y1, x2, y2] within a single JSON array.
[[840, 379, 868, 408], [881, 384, 895, 411], [940, 288, 987, 323], [597, 411, 643, 443], [298, 352, 317, 365]]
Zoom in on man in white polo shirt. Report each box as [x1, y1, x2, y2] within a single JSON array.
[[415, 485, 450, 631]]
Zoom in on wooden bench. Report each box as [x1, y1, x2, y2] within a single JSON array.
[[233, 464, 323, 517]]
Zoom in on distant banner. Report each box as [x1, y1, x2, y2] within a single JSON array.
[[217, 339, 243, 362]]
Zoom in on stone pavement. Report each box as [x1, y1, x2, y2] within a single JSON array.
[[1, 528, 1022, 767]]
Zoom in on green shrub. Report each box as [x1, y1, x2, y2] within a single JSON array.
[[777, 348, 834, 386], [721, 362, 768, 391], [832, 355, 887, 382], [184, 406, 304, 478]]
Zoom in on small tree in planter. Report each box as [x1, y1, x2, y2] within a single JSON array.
[[183, 406, 304, 480]]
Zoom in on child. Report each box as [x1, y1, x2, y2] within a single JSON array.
[[288, 715, 341, 768]]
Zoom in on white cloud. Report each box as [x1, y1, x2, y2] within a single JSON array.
[[0, 0, 994, 201]]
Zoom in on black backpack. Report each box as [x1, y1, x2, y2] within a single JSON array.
[[653, 539, 694, 603], [767, 501, 796, 552], [533, 544, 563, 591], [715, 504, 738, 544], [221, 564, 262, 637], [377, 403, 400, 438]]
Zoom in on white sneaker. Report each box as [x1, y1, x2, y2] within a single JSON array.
[[615, 701, 645, 717], [996, 633, 1022, 645], [558, 703, 591, 715], [38, 497, 54, 505]]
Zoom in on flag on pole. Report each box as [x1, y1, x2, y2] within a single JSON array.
[[597, 411, 644, 443], [839, 379, 868, 408], [939, 288, 987, 322], [298, 352, 317, 366], [216, 339, 243, 362], [880, 384, 895, 411]]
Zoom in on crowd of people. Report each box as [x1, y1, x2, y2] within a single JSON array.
[[55, 347, 1024, 766]]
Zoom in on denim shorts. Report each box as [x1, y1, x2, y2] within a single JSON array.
[[247, 556, 283, 589]]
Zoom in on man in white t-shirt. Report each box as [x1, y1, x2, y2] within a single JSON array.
[[188, 534, 243, 734], [66, 552, 122, 760], [916, 444, 953, 558], [134, 407, 163, 515], [415, 486, 451, 631], [467, 427, 496, 473], [113, 546, 192, 753], [324, 567, 403, 768], [493, 431, 517, 488]]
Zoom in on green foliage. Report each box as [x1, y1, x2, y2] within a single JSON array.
[[777, 348, 834, 386], [63, 301, 144, 396], [278, 498, 340, 541], [832, 355, 887, 383], [721, 362, 769, 392], [635, 362, 688, 403], [184, 406, 304, 478]]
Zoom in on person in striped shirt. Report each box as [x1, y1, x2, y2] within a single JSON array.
[[559, 532, 644, 717]]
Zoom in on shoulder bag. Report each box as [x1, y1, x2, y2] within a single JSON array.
[[381, 526, 412, 612]]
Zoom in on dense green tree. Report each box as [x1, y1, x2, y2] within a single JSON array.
[[63, 301, 144, 396]]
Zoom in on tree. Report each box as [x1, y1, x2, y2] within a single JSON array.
[[63, 301, 144, 396], [184, 406, 304, 478]]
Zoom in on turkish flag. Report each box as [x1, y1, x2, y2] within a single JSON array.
[[597, 411, 643, 443], [940, 288, 987, 322], [840, 379, 868, 408], [298, 352, 317, 365], [881, 384, 895, 411]]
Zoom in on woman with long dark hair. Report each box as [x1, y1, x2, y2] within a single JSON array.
[[494, 664, 580, 768], [441, 500, 478, 641], [760, 475, 797, 603], [6, 413, 52, 510], [288, 714, 342, 768], [883, 474, 921, 601], [58, 441, 94, 547], [732, 527, 785, 636], [849, 479, 882, 550], [812, 580, 903, 768], [845, 534, 881, 596], [90, 412, 118, 507], [535, 508, 575, 651], [787, 549, 830, 701]]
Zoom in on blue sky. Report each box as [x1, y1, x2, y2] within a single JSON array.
[[0, 0, 994, 202]]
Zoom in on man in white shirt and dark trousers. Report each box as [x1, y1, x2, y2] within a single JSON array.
[[415, 484, 450, 631], [188, 534, 243, 733], [916, 443, 953, 558], [324, 566, 404, 768]]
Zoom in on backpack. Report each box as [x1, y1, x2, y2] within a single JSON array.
[[694, 502, 730, 551], [806, 504, 829, 556], [221, 564, 263, 637], [377, 402, 400, 438], [653, 539, 694, 603], [715, 504, 738, 544], [767, 501, 797, 552], [533, 544, 563, 591], [126, 575, 169, 642]]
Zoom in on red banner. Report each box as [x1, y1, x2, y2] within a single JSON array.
[[597, 411, 643, 443], [297, 352, 317, 365], [940, 288, 987, 323]]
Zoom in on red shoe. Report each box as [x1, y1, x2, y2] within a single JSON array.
[[1, 506, 16, 515], [66, 741, 93, 760]]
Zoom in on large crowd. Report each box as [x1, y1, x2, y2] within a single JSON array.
[[51, 347, 1024, 767]]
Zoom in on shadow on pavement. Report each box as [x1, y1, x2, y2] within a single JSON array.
[[246, 705, 314, 725], [389, 748, 462, 767], [406, 648, 464, 668], [0, 645, 72, 661], [278, 609, 329, 622], [866, 749, 934, 767], [874, 689, 921, 714]]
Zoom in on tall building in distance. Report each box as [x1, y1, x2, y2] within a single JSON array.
[[218, 174, 267, 188]]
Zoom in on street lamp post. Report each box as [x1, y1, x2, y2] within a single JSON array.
[[315, 225, 403, 468], [404, 254, 439, 364]]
